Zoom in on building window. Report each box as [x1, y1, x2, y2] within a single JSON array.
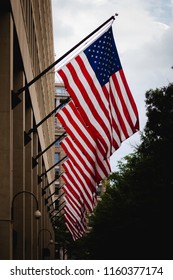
[[55, 183, 60, 195], [55, 199, 59, 210], [55, 87, 68, 96], [96, 184, 102, 195], [55, 98, 60, 108], [55, 139, 59, 147], [54, 152, 59, 163], [55, 168, 59, 179]]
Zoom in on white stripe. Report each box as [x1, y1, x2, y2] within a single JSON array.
[[66, 103, 97, 150], [66, 135, 96, 177], [58, 109, 96, 159], [96, 143, 111, 174], [62, 64, 111, 153], [65, 221, 77, 239], [109, 77, 129, 141], [64, 213, 83, 237], [65, 221, 78, 240], [65, 205, 77, 223], [61, 103, 110, 178], [69, 160, 93, 198], [63, 184, 82, 209], [62, 174, 82, 200], [63, 161, 93, 211], [116, 71, 137, 126], [64, 194, 81, 217], [109, 83, 126, 142], [110, 74, 133, 136], [58, 102, 110, 180], [59, 108, 109, 179], [74, 53, 112, 130], [65, 205, 86, 233], [64, 196, 81, 221], [62, 138, 96, 187]]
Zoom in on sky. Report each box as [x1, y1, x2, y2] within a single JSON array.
[[51, 0, 173, 171]]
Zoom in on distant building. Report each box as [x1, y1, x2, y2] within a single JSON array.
[[54, 83, 69, 259], [54, 83, 69, 199]]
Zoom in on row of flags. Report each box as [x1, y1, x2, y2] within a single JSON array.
[[55, 24, 139, 240]]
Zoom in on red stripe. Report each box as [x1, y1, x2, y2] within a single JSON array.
[[109, 79, 129, 139], [64, 194, 81, 217], [111, 71, 136, 133], [64, 204, 86, 233], [57, 108, 107, 182], [64, 197, 85, 232], [119, 70, 139, 130], [64, 194, 81, 218], [102, 85, 122, 144], [76, 55, 112, 131], [62, 175, 92, 215], [59, 65, 111, 155], [63, 160, 93, 201], [64, 189, 87, 230], [58, 105, 96, 156], [67, 61, 112, 150], [63, 162, 94, 212], [63, 136, 96, 178], [61, 138, 97, 192], [57, 102, 111, 180], [62, 174, 82, 202], [65, 221, 79, 240], [64, 212, 83, 238], [63, 184, 83, 210]]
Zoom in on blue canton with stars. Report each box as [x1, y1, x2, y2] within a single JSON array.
[[84, 27, 122, 87]]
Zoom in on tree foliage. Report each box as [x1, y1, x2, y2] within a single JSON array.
[[60, 83, 173, 260]]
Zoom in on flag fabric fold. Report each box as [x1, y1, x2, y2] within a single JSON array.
[[56, 100, 111, 184], [61, 136, 97, 192], [62, 159, 95, 213], [63, 192, 87, 240]]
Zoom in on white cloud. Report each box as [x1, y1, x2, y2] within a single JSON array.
[[51, 0, 173, 171]]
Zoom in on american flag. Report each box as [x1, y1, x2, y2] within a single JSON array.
[[57, 24, 139, 239], [57, 101, 111, 184], [62, 159, 95, 212], [58, 26, 139, 159], [61, 136, 97, 191], [63, 194, 87, 240]]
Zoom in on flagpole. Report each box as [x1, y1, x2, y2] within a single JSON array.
[[38, 155, 67, 184], [52, 213, 64, 224], [45, 190, 59, 205], [50, 203, 65, 220], [50, 202, 65, 218], [48, 192, 64, 211], [12, 14, 117, 108], [42, 172, 64, 195], [32, 132, 66, 168], [24, 97, 70, 145]]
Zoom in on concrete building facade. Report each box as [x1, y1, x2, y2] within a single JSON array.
[[0, 0, 55, 259]]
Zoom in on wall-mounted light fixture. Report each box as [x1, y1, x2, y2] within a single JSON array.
[[11, 190, 41, 222]]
